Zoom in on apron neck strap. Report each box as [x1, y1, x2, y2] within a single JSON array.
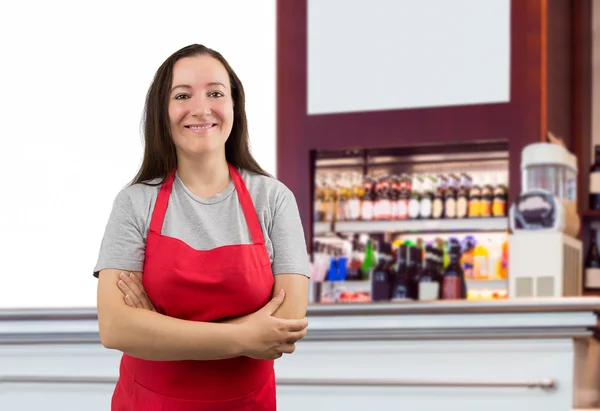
[[228, 164, 266, 245], [149, 165, 266, 246], [149, 169, 176, 235]]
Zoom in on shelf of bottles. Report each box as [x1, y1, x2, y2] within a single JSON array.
[[311, 142, 510, 304]]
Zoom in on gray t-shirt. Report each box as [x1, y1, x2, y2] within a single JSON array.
[[94, 168, 310, 277]]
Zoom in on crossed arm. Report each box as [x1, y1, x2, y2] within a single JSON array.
[[118, 271, 309, 321], [98, 269, 309, 362], [268, 274, 309, 318]]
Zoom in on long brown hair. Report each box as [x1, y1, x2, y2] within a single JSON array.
[[130, 44, 271, 186]]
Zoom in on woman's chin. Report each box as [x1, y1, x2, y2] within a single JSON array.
[[179, 144, 224, 159]]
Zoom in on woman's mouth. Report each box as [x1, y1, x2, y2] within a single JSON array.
[[185, 124, 217, 133]]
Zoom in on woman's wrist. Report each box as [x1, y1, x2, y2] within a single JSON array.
[[228, 322, 249, 357]]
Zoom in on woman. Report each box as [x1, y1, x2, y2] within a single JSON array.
[[94, 44, 310, 410]]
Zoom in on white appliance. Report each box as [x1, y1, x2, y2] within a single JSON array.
[[508, 142, 582, 298]]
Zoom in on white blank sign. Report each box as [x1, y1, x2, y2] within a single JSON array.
[[307, 0, 511, 115]]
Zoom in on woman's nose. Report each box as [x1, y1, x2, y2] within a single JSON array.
[[191, 96, 211, 116]]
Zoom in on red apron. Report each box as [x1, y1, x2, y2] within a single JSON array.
[[111, 164, 276, 410]]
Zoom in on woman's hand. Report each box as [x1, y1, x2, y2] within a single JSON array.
[[237, 290, 309, 360], [117, 271, 156, 312]]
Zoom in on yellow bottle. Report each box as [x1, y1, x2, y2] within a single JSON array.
[[473, 244, 489, 280]]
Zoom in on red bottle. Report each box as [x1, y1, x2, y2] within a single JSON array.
[[441, 238, 467, 300]]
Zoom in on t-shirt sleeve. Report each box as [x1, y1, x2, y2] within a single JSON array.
[[93, 190, 146, 278], [269, 187, 310, 277]]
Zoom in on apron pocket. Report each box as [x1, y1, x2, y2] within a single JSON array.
[[130, 381, 255, 411]]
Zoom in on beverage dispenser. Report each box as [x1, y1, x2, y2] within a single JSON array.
[[508, 142, 582, 298], [510, 142, 579, 236]]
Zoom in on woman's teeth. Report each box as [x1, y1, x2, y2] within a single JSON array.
[[188, 125, 214, 130]]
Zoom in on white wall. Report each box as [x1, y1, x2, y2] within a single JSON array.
[[307, 0, 510, 115], [0, 0, 276, 309]]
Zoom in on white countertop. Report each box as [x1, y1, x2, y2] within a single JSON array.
[[1, 297, 599, 344]]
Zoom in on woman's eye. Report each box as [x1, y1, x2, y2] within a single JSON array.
[[174, 94, 190, 100], [208, 91, 224, 98]]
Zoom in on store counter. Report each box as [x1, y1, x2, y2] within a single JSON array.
[[1, 297, 600, 410]]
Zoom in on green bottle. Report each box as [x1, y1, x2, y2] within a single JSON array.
[[361, 239, 377, 280]]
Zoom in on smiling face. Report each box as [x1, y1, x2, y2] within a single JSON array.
[[168, 55, 234, 161]]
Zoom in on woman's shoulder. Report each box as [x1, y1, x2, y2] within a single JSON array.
[[239, 168, 297, 214], [112, 177, 162, 217], [240, 168, 294, 198]]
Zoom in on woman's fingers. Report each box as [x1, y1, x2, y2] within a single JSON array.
[[123, 274, 153, 310], [279, 344, 296, 355], [285, 317, 309, 332], [118, 278, 142, 308], [118, 272, 155, 311], [286, 329, 308, 344], [128, 273, 156, 311]]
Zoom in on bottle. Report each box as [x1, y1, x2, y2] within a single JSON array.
[[374, 176, 392, 220], [460, 236, 476, 280], [323, 176, 336, 222], [390, 175, 401, 220], [361, 239, 377, 280], [414, 243, 424, 296], [407, 245, 423, 299], [346, 173, 362, 221], [419, 175, 434, 219], [492, 171, 508, 217], [473, 242, 489, 280], [480, 173, 493, 218], [390, 244, 409, 300], [590, 146, 600, 210], [312, 242, 330, 282], [456, 173, 471, 219], [361, 177, 375, 221], [432, 175, 446, 219], [335, 175, 348, 222], [314, 176, 325, 222], [382, 175, 393, 220], [434, 238, 446, 272], [337, 248, 348, 281], [499, 239, 508, 280], [444, 174, 458, 218], [371, 243, 392, 301], [356, 174, 366, 220], [346, 236, 363, 281], [356, 242, 366, 279], [584, 229, 600, 290], [397, 174, 410, 220], [408, 175, 422, 219], [373, 177, 383, 220], [441, 238, 467, 299], [468, 175, 481, 218], [418, 245, 441, 300], [326, 246, 339, 281]]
